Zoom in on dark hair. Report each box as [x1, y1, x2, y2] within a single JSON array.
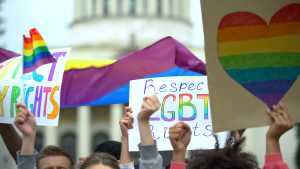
[[94, 141, 121, 160], [80, 153, 120, 169], [188, 137, 259, 169], [37, 145, 74, 168]]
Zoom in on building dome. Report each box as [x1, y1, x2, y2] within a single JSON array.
[[70, 0, 192, 59]]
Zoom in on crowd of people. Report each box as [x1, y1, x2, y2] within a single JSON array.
[[0, 95, 294, 169]]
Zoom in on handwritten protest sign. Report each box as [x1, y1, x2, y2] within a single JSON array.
[[0, 80, 23, 121], [201, 0, 300, 132], [0, 57, 22, 81], [0, 57, 23, 119], [128, 76, 227, 151], [0, 48, 70, 126]]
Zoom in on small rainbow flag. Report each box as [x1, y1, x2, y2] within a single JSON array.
[[23, 28, 56, 73]]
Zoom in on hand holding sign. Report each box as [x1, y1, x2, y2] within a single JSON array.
[[266, 103, 293, 141], [15, 104, 36, 138], [265, 102, 294, 155], [14, 103, 36, 155]]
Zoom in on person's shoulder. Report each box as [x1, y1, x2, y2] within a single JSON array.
[[0, 141, 17, 168]]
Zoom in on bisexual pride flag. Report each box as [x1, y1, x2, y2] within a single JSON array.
[[61, 37, 206, 107]]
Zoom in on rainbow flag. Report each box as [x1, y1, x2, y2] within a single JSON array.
[[23, 28, 56, 73]]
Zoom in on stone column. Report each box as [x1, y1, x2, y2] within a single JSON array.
[[109, 104, 122, 141], [77, 106, 91, 158], [148, 0, 156, 16], [74, 0, 82, 21], [162, 0, 168, 17], [111, 0, 118, 16], [45, 126, 58, 146]]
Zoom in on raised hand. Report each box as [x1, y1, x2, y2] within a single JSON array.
[[14, 103, 36, 155], [138, 95, 160, 122], [266, 102, 294, 154], [266, 102, 293, 140], [119, 106, 134, 164], [138, 95, 160, 145], [119, 106, 134, 138], [169, 122, 191, 162], [14, 103, 36, 137]]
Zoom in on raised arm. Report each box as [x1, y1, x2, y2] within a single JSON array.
[[169, 122, 191, 169], [263, 102, 293, 169], [137, 95, 163, 169], [0, 123, 22, 161], [14, 103, 37, 169], [119, 106, 135, 169], [138, 96, 160, 145]]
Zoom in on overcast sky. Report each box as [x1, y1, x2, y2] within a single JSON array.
[[2, 0, 204, 53], [2, 0, 73, 52]]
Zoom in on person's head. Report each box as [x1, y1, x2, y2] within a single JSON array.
[[37, 145, 74, 169], [94, 141, 121, 160], [188, 138, 259, 169], [80, 153, 120, 169]]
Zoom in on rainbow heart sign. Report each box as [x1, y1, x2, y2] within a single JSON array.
[[218, 3, 300, 108]]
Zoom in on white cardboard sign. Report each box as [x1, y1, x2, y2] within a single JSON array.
[[0, 48, 70, 126], [129, 76, 227, 151]]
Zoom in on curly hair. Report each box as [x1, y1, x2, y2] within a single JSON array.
[[80, 152, 120, 169], [188, 137, 259, 169]]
